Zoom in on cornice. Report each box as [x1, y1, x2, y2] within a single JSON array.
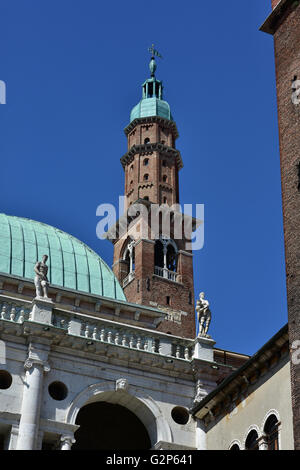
[[260, 0, 298, 35], [124, 116, 179, 140], [120, 143, 183, 171]]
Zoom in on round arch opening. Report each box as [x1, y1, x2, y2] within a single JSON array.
[[72, 402, 151, 450]]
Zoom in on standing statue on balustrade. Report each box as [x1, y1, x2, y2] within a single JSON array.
[[34, 255, 50, 299], [196, 292, 212, 338]]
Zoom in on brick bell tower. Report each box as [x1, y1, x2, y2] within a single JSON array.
[[109, 52, 196, 339], [261, 0, 300, 450]]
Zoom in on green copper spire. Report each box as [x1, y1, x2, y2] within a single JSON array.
[[130, 46, 173, 123]]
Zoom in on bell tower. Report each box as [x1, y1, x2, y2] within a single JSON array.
[[109, 51, 196, 339]]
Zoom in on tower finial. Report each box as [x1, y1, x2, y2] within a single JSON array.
[[148, 44, 163, 77]]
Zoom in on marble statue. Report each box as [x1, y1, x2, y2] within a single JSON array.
[[34, 255, 50, 299], [196, 292, 211, 338]]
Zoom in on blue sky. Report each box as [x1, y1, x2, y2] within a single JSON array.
[[0, 0, 286, 356]]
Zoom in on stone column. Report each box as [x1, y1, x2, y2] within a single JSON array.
[[16, 343, 50, 450], [258, 434, 269, 450], [60, 434, 76, 450], [196, 419, 207, 450]]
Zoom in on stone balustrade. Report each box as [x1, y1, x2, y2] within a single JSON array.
[[154, 266, 178, 282], [0, 297, 194, 361], [0, 299, 31, 323]]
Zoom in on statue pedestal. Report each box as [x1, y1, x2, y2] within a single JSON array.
[[193, 336, 216, 362], [30, 297, 54, 325]]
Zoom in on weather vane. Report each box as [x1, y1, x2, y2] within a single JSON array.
[[148, 44, 163, 59]]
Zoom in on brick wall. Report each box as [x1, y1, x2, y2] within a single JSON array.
[[272, 1, 300, 449]]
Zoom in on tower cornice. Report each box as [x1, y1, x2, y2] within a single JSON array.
[[260, 0, 298, 35], [120, 142, 183, 170], [124, 116, 179, 140]]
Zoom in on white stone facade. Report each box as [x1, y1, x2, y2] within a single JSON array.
[[0, 285, 222, 450]]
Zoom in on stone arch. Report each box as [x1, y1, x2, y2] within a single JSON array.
[[65, 381, 172, 447], [261, 409, 280, 433], [228, 439, 242, 450], [242, 424, 260, 449], [261, 409, 281, 450]]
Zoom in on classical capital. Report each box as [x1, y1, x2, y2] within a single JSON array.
[[60, 434, 76, 450], [24, 357, 50, 373]]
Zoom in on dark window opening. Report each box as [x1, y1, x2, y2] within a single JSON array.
[[230, 444, 240, 450], [166, 245, 177, 272], [0, 370, 12, 390], [163, 175, 167, 182], [143, 196, 149, 201], [264, 415, 279, 450], [297, 162, 300, 191], [148, 83, 153, 97], [171, 407, 189, 425], [166, 296, 170, 305], [154, 240, 164, 268], [144, 174, 149, 181], [245, 430, 259, 450], [144, 138, 150, 145], [48, 381, 68, 401], [144, 158, 149, 166]]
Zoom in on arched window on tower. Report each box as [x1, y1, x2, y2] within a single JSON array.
[[245, 430, 259, 450], [264, 415, 279, 450], [154, 238, 178, 282], [166, 244, 177, 272], [122, 239, 135, 287]]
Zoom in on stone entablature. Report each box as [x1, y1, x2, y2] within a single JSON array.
[[0, 295, 201, 366]]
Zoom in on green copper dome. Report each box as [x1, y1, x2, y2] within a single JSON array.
[[0, 214, 126, 301], [130, 57, 173, 123], [130, 96, 173, 122]]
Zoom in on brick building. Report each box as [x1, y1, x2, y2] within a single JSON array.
[[260, 0, 300, 450]]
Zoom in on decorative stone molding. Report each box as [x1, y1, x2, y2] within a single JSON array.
[[116, 378, 129, 392]]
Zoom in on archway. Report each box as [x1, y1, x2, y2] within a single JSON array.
[[66, 382, 172, 448], [72, 402, 151, 450]]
